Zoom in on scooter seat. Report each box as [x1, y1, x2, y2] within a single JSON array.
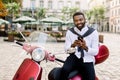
[[68, 70, 79, 79]]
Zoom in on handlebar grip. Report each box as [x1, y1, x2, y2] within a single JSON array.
[[55, 58, 65, 63], [15, 41, 23, 46]]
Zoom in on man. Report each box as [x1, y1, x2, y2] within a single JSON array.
[[60, 12, 99, 80]]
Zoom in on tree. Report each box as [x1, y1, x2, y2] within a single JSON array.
[[2, 0, 22, 7], [69, 7, 79, 19], [37, 8, 46, 19], [5, 2, 20, 19], [85, 6, 105, 31], [0, 0, 7, 17], [97, 6, 105, 20], [91, 6, 105, 23], [61, 7, 79, 21], [86, 6, 105, 23], [85, 10, 93, 21], [61, 7, 69, 20]]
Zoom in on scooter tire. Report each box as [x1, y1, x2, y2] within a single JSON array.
[[48, 67, 62, 80]]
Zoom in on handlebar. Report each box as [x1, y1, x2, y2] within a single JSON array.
[[55, 58, 65, 63], [14, 41, 65, 64], [14, 40, 23, 46]]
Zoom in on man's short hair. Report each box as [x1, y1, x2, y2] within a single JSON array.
[[73, 12, 85, 19]]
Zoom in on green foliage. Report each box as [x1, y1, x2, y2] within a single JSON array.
[[23, 11, 31, 17], [85, 5, 105, 23], [8, 30, 16, 35], [37, 8, 46, 19], [2, 0, 17, 4], [8, 31, 23, 38], [62, 7, 69, 14], [5, 2, 20, 18], [69, 7, 79, 18], [50, 31, 63, 38], [85, 10, 93, 20], [61, 7, 79, 21]]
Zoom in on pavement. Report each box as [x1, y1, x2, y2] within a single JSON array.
[[0, 32, 120, 80]]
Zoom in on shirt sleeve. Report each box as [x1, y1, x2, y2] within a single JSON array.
[[64, 30, 73, 51], [86, 30, 99, 56]]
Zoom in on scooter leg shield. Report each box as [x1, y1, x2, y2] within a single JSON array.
[[48, 67, 62, 80], [13, 58, 42, 80]]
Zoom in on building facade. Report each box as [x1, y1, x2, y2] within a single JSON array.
[[22, 0, 81, 17], [109, 0, 120, 33], [21, 0, 91, 19]]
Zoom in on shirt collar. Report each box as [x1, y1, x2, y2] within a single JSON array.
[[74, 24, 88, 35]]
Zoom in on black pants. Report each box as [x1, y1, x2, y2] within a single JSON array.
[[60, 54, 95, 80]]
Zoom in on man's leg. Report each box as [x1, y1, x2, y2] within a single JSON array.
[[82, 62, 95, 80], [60, 54, 77, 80]]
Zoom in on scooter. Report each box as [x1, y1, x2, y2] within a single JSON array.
[[12, 31, 109, 80]]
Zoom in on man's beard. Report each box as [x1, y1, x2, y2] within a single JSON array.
[[75, 22, 85, 30]]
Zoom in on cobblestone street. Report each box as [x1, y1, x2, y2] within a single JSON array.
[[0, 32, 120, 80]]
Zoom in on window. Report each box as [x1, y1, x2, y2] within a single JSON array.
[[30, 0, 35, 10], [75, 1, 80, 8], [112, 10, 113, 16], [40, 0, 44, 8], [58, 1, 63, 9], [67, 1, 71, 8], [112, 1, 114, 6], [115, 9, 117, 16], [119, 8, 120, 15], [48, 0, 53, 9]]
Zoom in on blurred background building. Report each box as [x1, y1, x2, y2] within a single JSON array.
[[1, 0, 120, 34], [109, 0, 120, 33], [21, 0, 89, 20]]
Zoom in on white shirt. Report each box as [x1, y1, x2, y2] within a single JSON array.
[[64, 25, 99, 63]]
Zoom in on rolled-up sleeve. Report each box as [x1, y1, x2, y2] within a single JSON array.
[[64, 31, 73, 52], [87, 30, 99, 56]]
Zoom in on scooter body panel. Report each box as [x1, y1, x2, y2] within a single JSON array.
[[70, 75, 98, 80], [13, 58, 42, 80], [69, 75, 82, 80], [95, 45, 109, 64]]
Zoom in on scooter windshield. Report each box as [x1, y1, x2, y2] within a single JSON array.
[[28, 31, 57, 53]]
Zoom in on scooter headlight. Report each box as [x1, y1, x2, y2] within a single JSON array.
[[32, 48, 45, 62]]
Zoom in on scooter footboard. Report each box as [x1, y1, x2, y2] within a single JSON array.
[[13, 58, 42, 80]]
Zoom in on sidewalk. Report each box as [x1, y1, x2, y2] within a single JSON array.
[[0, 32, 120, 80]]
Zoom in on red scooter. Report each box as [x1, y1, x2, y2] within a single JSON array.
[[13, 31, 109, 80]]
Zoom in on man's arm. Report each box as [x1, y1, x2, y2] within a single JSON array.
[[86, 30, 99, 56], [64, 30, 73, 51]]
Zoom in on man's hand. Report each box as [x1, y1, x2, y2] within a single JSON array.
[[71, 40, 79, 47], [71, 39, 88, 52], [80, 39, 88, 52]]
